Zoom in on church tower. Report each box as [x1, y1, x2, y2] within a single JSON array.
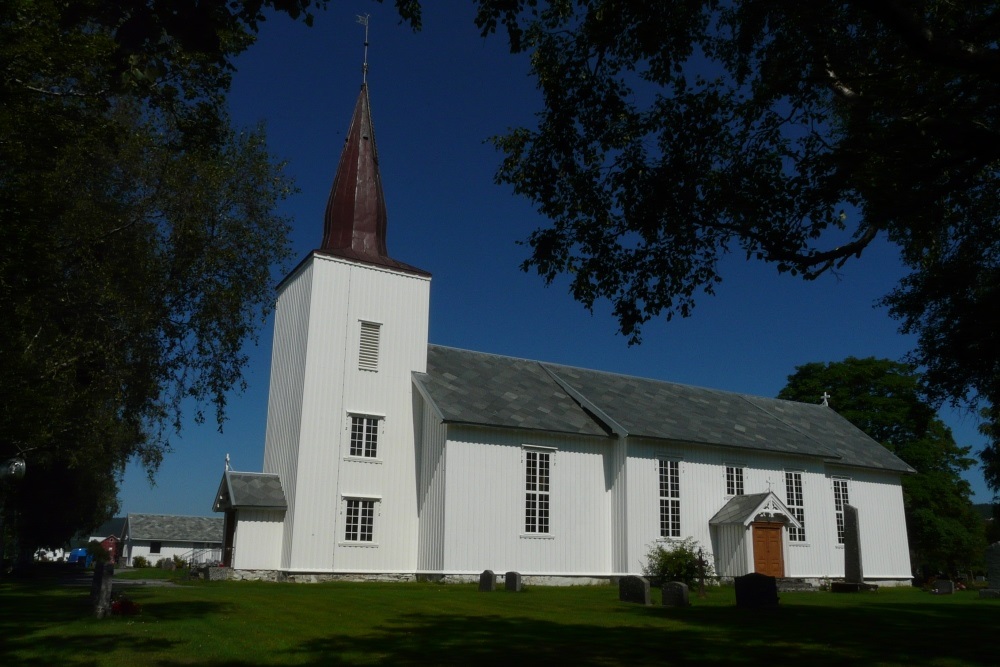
[[260, 83, 431, 573]]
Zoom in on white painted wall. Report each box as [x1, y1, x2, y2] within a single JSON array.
[[232, 509, 285, 570], [260, 253, 430, 573], [415, 392, 448, 572], [622, 439, 911, 580], [438, 425, 613, 576], [124, 540, 220, 566]]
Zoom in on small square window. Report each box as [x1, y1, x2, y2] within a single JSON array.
[[344, 499, 376, 542], [349, 415, 380, 458], [149, 541, 162, 554]]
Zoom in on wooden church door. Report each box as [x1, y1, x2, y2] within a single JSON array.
[[752, 522, 785, 577]]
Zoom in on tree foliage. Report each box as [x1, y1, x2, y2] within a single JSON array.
[[457, 1, 1000, 483], [0, 1, 317, 557], [778, 358, 985, 574]]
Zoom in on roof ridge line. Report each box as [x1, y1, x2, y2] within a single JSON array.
[[736, 394, 843, 461]]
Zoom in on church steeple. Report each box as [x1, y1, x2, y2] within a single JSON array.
[[318, 83, 428, 276]]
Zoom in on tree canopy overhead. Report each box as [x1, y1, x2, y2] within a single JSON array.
[[453, 0, 1000, 488], [778, 357, 984, 574], [0, 0, 332, 557]]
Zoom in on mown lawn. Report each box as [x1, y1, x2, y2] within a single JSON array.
[[1, 568, 996, 666]]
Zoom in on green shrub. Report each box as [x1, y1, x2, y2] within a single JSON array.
[[172, 554, 187, 569], [132, 556, 149, 568], [86, 540, 110, 564], [642, 538, 714, 588]]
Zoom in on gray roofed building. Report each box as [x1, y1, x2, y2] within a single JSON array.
[[415, 345, 914, 474], [214, 471, 288, 511], [124, 513, 223, 543]]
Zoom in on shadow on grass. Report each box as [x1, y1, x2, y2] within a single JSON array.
[[0, 579, 231, 667], [149, 597, 998, 667]]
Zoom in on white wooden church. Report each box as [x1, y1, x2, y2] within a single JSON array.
[[213, 82, 914, 585]]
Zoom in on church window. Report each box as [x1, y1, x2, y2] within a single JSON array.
[[344, 498, 376, 542], [524, 449, 551, 534], [725, 465, 744, 496], [349, 415, 380, 458], [832, 477, 850, 544], [785, 471, 806, 542], [659, 459, 681, 538], [358, 321, 381, 371], [149, 541, 161, 554]]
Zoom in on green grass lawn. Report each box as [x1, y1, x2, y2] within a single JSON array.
[[1, 569, 996, 666]]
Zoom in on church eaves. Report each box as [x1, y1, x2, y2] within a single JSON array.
[[318, 83, 429, 277]]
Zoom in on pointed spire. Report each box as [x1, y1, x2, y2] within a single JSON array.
[[321, 84, 388, 257], [318, 84, 429, 277]]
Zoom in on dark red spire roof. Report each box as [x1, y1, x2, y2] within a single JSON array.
[[318, 84, 428, 277]]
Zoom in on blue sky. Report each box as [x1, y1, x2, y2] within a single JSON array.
[[118, 2, 993, 517]]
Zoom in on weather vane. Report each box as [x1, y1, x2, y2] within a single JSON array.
[[357, 14, 370, 83]]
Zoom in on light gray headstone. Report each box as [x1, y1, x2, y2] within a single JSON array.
[[478, 569, 496, 592], [504, 571, 522, 592], [843, 505, 863, 584], [662, 581, 690, 607], [932, 579, 954, 595], [618, 575, 650, 605], [92, 563, 114, 618]]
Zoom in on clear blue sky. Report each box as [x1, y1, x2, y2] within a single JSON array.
[[118, 2, 993, 517]]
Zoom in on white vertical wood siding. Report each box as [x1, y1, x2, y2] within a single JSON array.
[[232, 509, 285, 570], [261, 261, 313, 568], [416, 394, 448, 571], [125, 541, 219, 566], [623, 439, 910, 579], [261, 254, 430, 573], [713, 524, 751, 578], [827, 466, 912, 579], [440, 426, 613, 575]]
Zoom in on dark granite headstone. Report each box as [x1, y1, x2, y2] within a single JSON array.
[[987, 543, 1000, 588], [619, 575, 651, 605], [662, 581, 690, 607], [932, 579, 955, 595], [981, 543, 1000, 599], [479, 569, 496, 592], [504, 571, 522, 592], [734, 572, 779, 609], [844, 504, 863, 584], [92, 563, 114, 618]]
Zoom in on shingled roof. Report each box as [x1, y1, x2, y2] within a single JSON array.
[[214, 471, 288, 512], [413, 345, 914, 474], [124, 514, 223, 543]]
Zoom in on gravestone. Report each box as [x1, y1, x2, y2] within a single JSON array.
[[618, 575, 651, 605], [505, 571, 523, 592], [843, 504, 863, 584], [932, 579, 955, 595], [478, 569, 496, 592], [91, 563, 114, 618], [662, 581, 690, 607], [980, 543, 1000, 599], [734, 572, 778, 609]]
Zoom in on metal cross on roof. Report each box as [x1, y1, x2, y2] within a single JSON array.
[[821, 391, 831, 407]]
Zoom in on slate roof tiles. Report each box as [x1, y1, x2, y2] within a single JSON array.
[[415, 345, 914, 474]]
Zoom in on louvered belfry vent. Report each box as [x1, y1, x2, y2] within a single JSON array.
[[358, 321, 381, 371]]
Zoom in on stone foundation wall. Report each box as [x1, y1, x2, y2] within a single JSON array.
[[227, 570, 614, 586]]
